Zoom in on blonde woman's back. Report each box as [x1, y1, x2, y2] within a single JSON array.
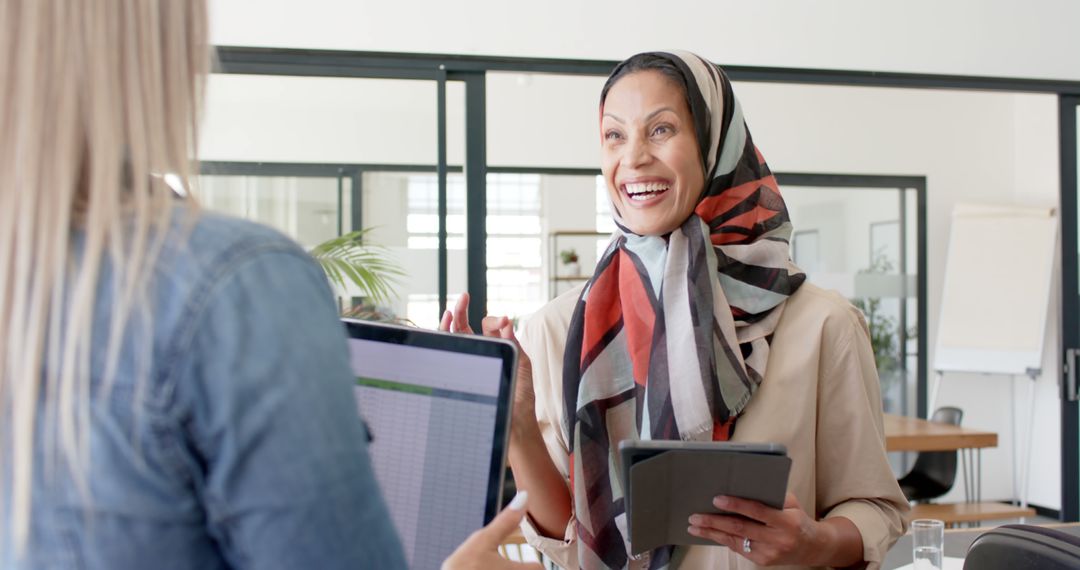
[[2, 206, 406, 569]]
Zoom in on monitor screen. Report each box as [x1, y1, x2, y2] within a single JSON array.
[[344, 321, 515, 570]]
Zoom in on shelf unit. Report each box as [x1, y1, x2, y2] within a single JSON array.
[[548, 230, 609, 299]]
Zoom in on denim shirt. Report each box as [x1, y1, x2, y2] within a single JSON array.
[[2, 208, 407, 569]]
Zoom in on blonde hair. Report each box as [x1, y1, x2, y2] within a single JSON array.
[[0, 0, 208, 554]]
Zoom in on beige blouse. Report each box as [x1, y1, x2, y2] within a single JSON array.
[[516, 281, 909, 570]]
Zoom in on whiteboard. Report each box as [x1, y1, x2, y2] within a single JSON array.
[[934, 203, 1057, 375]]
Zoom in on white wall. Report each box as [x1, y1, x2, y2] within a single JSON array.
[[1006, 95, 1061, 509], [200, 75, 466, 164], [209, 0, 1080, 82], [199, 72, 599, 168], [487, 73, 604, 168]]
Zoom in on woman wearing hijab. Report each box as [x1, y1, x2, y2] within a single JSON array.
[[441, 51, 908, 569]]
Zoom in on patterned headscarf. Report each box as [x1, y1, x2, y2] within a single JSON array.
[[561, 51, 806, 569]]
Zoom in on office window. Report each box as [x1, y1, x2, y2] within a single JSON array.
[[405, 174, 467, 250], [403, 173, 544, 324], [783, 184, 920, 417], [595, 175, 616, 234], [486, 174, 543, 318], [594, 175, 616, 260]]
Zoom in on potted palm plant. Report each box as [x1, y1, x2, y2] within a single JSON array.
[[310, 228, 404, 320]]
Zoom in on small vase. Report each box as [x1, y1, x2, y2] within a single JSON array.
[[563, 261, 580, 277]]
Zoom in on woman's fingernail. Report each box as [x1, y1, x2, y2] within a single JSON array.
[[509, 491, 528, 511], [688, 526, 699, 536], [714, 496, 730, 508]]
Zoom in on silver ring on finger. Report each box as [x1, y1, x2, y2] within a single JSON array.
[[742, 537, 752, 554]]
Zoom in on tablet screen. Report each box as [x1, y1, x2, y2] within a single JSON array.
[[344, 322, 514, 570]]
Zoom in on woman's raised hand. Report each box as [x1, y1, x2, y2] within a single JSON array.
[[440, 294, 574, 541], [438, 293, 536, 412], [438, 293, 476, 334]]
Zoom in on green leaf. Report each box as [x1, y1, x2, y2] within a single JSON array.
[[310, 228, 404, 305]]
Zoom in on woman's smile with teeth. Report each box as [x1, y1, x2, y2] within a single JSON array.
[[623, 182, 671, 201]]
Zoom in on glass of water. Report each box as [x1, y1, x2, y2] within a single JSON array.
[[912, 519, 944, 570]]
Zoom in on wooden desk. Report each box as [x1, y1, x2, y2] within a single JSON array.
[[884, 413, 997, 452], [909, 502, 1036, 526], [883, 414, 999, 502]]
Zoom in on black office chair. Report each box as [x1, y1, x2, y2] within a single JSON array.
[[963, 524, 1080, 569], [897, 406, 964, 502]]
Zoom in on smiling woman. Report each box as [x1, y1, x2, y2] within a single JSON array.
[[599, 66, 705, 236], [441, 50, 909, 570]]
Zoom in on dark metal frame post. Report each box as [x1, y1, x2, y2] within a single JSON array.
[[202, 161, 357, 177], [915, 179, 929, 419], [336, 169, 344, 236], [899, 189, 910, 417], [350, 171, 362, 231], [1060, 95, 1079, 522], [458, 72, 488, 331], [202, 161, 593, 178], [437, 66, 449, 318], [214, 46, 1080, 94]]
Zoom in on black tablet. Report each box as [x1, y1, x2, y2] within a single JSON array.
[[618, 440, 792, 555], [343, 319, 517, 569]]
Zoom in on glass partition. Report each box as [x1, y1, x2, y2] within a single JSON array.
[[361, 170, 466, 329], [198, 75, 466, 325], [783, 184, 920, 417], [197, 174, 350, 250]]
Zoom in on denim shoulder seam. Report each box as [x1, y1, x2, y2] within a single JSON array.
[[156, 241, 319, 409]]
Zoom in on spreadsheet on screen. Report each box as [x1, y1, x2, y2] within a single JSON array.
[[348, 338, 502, 570]]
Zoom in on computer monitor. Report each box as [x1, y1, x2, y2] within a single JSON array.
[[342, 319, 517, 570]]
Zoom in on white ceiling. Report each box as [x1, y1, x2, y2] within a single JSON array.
[[210, 0, 1080, 82]]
